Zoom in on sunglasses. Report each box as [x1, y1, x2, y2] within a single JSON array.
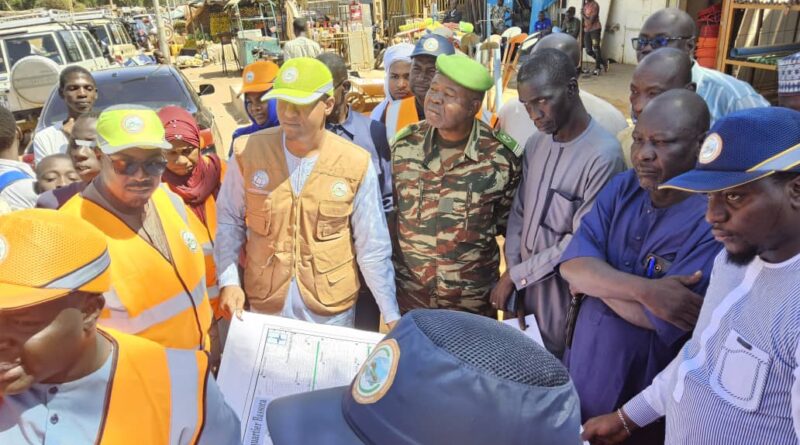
[[109, 155, 168, 177], [631, 36, 693, 51]]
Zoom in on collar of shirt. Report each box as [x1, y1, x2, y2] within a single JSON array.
[[422, 119, 480, 170], [326, 106, 356, 140]]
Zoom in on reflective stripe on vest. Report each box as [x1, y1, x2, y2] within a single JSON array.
[[98, 329, 208, 445], [61, 188, 212, 350], [103, 278, 207, 334], [385, 96, 419, 142]]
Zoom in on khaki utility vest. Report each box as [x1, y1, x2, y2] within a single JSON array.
[[234, 127, 371, 315]]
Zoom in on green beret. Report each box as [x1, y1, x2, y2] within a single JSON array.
[[435, 54, 493, 92]]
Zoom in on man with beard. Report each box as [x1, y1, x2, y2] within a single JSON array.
[[37, 113, 101, 209], [33, 67, 97, 164], [490, 48, 625, 358], [583, 107, 800, 445], [559, 90, 721, 444], [61, 105, 213, 351]]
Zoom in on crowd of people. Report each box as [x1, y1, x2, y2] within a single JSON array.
[[2, 5, 800, 444]]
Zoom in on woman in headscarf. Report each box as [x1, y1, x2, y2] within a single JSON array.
[[370, 43, 415, 139], [230, 60, 281, 156], [158, 105, 224, 323]]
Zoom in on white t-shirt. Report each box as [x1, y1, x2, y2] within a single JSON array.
[[32, 122, 69, 165], [497, 89, 628, 147], [0, 159, 37, 210]]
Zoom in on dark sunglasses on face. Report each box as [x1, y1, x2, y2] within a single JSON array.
[[109, 155, 168, 177], [632, 35, 693, 51]]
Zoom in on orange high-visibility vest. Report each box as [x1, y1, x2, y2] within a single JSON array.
[[170, 157, 226, 318], [386, 96, 420, 143], [97, 328, 208, 445], [61, 187, 212, 350]]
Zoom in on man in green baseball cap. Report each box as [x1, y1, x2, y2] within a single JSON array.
[[216, 58, 401, 329], [390, 53, 523, 316], [60, 104, 215, 352]]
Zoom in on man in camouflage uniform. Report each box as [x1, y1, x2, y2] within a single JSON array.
[[391, 53, 523, 315]]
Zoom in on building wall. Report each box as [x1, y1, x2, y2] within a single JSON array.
[[564, 0, 710, 65]]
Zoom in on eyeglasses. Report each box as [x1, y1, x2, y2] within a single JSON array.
[[109, 156, 167, 177], [631, 36, 693, 51]]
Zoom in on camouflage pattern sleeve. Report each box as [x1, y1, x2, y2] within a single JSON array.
[[391, 120, 523, 316]]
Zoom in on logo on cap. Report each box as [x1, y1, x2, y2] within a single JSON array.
[[352, 339, 400, 404], [699, 133, 723, 164], [121, 115, 145, 134], [282, 67, 299, 84], [245, 71, 255, 83], [181, 230, 198, 252], [423, 37, 439, 52], [331, 181, 348, 198], [251, 170, 269, 189]]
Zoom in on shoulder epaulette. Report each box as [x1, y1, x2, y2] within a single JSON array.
[[494, 129, 522, 157], [390, 123, 417, 146]]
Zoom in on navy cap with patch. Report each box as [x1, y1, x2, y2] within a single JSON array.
[[411, 34, 455, 58], [266, 310, 582, 445], [661, 107, 800, 193]]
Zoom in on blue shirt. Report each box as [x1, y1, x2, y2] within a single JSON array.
[[327, 107, 393, 214], [692, 63, 769, 124], [559, 170, 721, 424], [534, 17, 552, 32]]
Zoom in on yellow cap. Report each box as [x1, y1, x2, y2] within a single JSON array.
[[0, 209, 111, 310], [262, 57, 334, 105], [96, 104, 172, 154], [240, 60, 280, 96]]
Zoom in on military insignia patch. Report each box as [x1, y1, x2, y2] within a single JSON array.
[[495, 130, 522, 157], [352, 339, 400, 404], [699, 133, 723, 164], [331, 181, 348, 198], [181, 230, 198, 252]]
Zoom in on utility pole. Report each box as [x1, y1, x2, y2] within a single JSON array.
[[153, 0, 172, 64]]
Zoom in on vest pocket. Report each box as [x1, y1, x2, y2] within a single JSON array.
[[245, 211, 271, 236], [316, 201, 351, 241], [312, 240, 358, 307]]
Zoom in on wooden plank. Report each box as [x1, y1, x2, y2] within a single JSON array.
[[722, 58, 778, 71]]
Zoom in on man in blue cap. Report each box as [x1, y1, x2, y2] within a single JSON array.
[[266, 310, 583, 444], [407, 34, 455, 122], [583, 107, 800, 445]]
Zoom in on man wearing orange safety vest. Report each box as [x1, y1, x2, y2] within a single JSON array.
[[61, 105, 213, 351], [384, 34, 456, 142], [0, 209, 240, 444]]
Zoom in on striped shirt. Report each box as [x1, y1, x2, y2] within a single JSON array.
[[692, 63, 770, 124], [624, 251, 800, 444]]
